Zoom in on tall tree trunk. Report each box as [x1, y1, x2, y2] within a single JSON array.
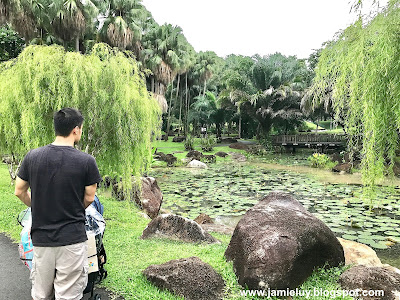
[[165, 78, 175, 141], [75, 36, 80, 52], [175, 75, 181, 135], [185, 73, 189, 136], [178, 80, 183, 136], [203, 79, 207, 97], [151, 77, 155, 93], [238, 114, 242, 139]]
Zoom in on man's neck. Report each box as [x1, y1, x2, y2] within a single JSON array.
[[52, 136, 75, 147]]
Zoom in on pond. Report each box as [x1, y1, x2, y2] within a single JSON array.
[[149, 161, 400, 268]]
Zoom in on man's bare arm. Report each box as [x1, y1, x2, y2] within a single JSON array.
[[84, 183, 97, 208], [15, 177, 31, 207]]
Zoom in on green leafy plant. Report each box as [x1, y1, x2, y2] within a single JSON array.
[[0, 44, 161, 190], [184, 135, 194, 151], [308, 153, 332, 169], [308, 3, 400, 186], [200, 136, 216, 152]]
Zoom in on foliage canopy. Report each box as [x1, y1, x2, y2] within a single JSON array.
[[309, 1, 400, 185], [0, 43, 161, 187]]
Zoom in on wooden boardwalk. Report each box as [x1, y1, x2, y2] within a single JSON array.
[[271, 134, 347, 148]]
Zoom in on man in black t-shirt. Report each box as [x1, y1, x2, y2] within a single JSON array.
[[15, 108, 102, 300]]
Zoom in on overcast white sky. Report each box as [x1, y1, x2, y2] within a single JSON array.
[[141, 0, 386, 59]]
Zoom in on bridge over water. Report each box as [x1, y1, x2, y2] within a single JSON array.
[[271, 134, 347, 150]]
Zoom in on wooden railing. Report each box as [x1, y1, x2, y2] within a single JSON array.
[[271, 134, 347, 146]]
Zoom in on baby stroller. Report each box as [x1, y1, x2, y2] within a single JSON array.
[[18, 195, 107, 300]]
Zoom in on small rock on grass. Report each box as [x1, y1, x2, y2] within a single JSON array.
[[141, 214, 220, 244], [143, 257, 225, 300], [339, 265, 400, 300]]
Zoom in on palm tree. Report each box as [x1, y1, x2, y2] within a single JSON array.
[[1, 0, 40, 43], [193, 51, 219, 97], [188, 92, 218, 134], [142, 23, 190, 122], [2, 0, 99, 50], [99, 0, 151, 55]]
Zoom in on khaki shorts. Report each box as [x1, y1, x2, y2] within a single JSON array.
[[31, 242, 88, 300]]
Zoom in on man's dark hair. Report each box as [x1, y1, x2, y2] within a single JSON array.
[[54, 108, 84, 137]]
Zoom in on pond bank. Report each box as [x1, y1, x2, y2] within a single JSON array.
[[251, 160, 400, 186], [149, 158, 400, 268]]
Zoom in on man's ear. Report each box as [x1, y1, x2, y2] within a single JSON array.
[[73, 126, 79, 135]]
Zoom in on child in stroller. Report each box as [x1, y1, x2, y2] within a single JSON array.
[[18, 195, 107, 300]]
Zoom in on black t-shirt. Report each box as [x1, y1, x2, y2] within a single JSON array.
[[17, 144, 102, 247]]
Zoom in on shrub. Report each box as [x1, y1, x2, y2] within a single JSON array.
[[308, 153, 333, 169], [200, 136, 216, 152], [184, 135, 194, 151]]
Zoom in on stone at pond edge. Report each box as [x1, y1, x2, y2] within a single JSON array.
[[187, 160, 208, 169], [339, 265, 400, 300], [225, 191, 345, 290], [141, 214, 220, 244], [137, 176, 163, 219], [154, 151, 177, 166], [112, 177, 163, 219], [143, 257, 225, 300], [332, 162, 352, 173], [194, 213, 214, 224], [215, 151, 229, 158], [338, 238, 382, 267], [173, 136, 186, 142], [186, 150, 204, 160]]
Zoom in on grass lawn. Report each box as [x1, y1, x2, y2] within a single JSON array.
[[0, 162, 353, 300], [303, 121, 345, 135]]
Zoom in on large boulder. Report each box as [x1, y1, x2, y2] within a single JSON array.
[[141, 214, 219, 244], [165, 154, 177, 166], [338, 238, 382, 267], [339, 265, 400, 300], [186, 150, 204, 161], [154, 151, 177, 166], [112, 177, 163, 219], [173, 136, 186, 142], [225, 191, 345, 290], [143, 257, 225, 300], [194, 213, 214, 225], [187, 160, 208, 169], [136, 177, 163, 219], [215, 151, 229, 158], [332, 162, 352, 173]]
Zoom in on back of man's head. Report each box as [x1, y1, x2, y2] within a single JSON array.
[[54, 108, 84, 137]]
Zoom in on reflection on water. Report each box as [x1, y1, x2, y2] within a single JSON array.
[[149, 161, 400, 267], [252, 162, 400, 186]]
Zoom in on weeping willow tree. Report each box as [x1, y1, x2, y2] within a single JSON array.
[[0, 43, 161, 189], [308, 1, 400, 186]]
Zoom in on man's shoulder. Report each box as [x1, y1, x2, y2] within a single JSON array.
[[29, 145, 94, 161], [28, 145, 51, 156]]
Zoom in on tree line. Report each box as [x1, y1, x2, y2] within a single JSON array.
[[0, 0, 318, 140], [2, 0, 399, 185]]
